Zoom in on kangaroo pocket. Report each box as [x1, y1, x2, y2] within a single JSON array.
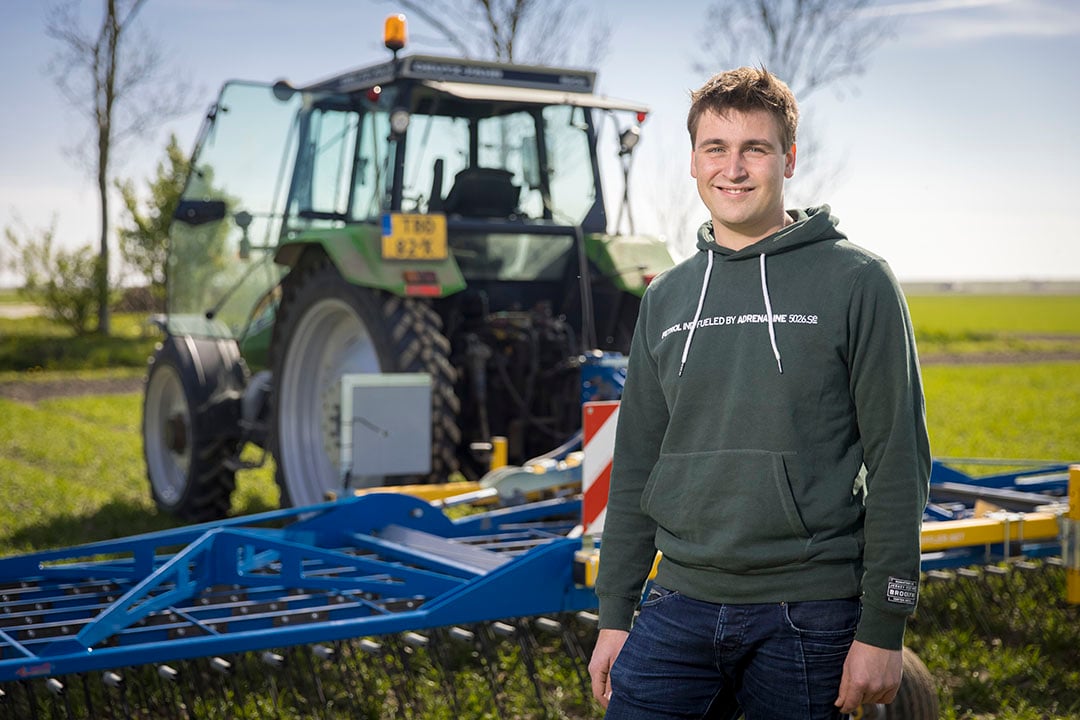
[[642, 449, 812, 573]]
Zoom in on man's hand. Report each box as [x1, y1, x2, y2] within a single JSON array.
[[588, 628, 629, 708], [835, 640, 903, 713]]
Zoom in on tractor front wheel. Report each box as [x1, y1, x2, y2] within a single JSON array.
[[270, 258, 460, 508], [143, 335, 246, 522]]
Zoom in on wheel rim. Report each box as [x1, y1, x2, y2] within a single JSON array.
[[145, 363, 193, 507], [277, 297, 383, 506]]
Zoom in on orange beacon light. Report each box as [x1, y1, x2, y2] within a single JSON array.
[[385, 14, 407, 53]]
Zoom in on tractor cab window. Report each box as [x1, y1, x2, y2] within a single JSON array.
[[540, 105, 596, 226], [400, 96, 597, 226], [289, 87, 397, 226]]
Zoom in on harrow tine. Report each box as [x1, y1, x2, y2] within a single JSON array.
[[77, 674, 94, 720], [451, 625, 506, 718], [21, 680, 41, 720], [365, 639, 414, 716], [416, 629, 472, 718], [403, 634, 440, 716], [329, 640, 364, 715], [211, 656, 248, 720], [158, 663, 183, 720], [101, 670, 128, 720], [305, 644, 332, 719], [534, 615, 592, 702], [45, 677, 74, 720], [129, 668, 150, 718], [260, 651, 285, 719], [385, 637, 417, 720], [492, 619, 549, 718]]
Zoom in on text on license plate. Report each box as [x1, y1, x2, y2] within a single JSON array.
[[381, 213, 448, 260]]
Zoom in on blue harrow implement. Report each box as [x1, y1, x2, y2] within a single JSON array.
[[1, 459, 1076, 718]]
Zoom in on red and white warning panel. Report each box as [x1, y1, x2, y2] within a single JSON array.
[[582, 400, 620, 535]]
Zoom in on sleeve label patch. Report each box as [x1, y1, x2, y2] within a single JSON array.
[[886, 577, 918, 606]]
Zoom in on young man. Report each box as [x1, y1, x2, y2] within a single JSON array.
[[587, 67, 931, 719]]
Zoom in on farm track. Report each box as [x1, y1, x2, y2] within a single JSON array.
[[0, 375, 144, 402], [2, 349, 1080, 403], [920, 350, 1080, 365]]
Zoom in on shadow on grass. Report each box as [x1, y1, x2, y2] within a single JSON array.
[[2, 495, 281, 556], [0, 333, 159, 372]]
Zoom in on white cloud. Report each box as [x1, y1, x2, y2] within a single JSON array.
[[866, 0, 1080, 44]]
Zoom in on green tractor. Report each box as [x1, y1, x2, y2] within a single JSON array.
[[143, 29, 674, 521]]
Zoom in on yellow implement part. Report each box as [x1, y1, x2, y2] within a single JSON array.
[[1068, 466, 1079, 604], [921, 512, 1060, 552], [353, 481, 482, 502]]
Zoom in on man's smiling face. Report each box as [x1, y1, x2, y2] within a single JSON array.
[[690, 108, 796, 250]]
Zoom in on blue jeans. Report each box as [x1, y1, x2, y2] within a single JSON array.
[[606, 586, 860, 720]]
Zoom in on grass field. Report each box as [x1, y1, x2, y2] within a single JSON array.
[[1, 294, 1079, 718], [0, 310, 160, 372]]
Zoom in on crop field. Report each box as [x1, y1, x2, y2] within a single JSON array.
[[0, 293, 1078, 718]]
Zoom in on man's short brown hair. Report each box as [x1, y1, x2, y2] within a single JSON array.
[[687, 67, 799, 151]]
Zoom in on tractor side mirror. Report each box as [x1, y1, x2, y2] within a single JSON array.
[[174, 199, 227, 226]]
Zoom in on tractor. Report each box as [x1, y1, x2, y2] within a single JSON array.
[[142, 17, 675, 521]]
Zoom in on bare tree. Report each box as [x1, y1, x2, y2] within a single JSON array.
[[692, 0, 893, 202], [46, 0, 191, 335], [693, 0, 890, 101], [387, 0, 610, 67]]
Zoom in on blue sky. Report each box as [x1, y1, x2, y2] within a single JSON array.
[[2, 0, 1078, 284]]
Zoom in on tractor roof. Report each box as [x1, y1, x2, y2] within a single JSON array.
[[295, 54, 648, 114]]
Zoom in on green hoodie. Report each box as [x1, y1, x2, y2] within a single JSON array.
[[595, 206, 931, 650]]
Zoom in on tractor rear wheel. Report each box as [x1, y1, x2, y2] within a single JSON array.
[[855, 647, 940, 720], [143, 335, 246, 522], [270, 258, 460, 507]]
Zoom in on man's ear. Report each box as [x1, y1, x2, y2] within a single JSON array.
[[690, 147, 698, 179], [785, 143, 797, 179]]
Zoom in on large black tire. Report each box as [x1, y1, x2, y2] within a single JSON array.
[[270, 257, 461, 507], [143, 335, 246, 522], [884, 648, 940, 720]]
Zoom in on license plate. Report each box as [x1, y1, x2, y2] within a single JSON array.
[[381, 213, 448, 260]]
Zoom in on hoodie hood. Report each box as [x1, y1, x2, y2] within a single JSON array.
[[679, 205, 847, 376], [695, 205, 847, 258]]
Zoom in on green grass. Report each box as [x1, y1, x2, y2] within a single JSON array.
[[908, 295, 1080, 359], [0, 311, 161, 371], [922, 363, 1080, 462], [0, 287, 23, 304], [0, 392, 279, 556], [907, 295, 1080, 336]]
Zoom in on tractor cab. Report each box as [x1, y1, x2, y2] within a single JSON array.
[[167, 52, 653, 356]]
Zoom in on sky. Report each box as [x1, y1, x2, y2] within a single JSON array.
[[1, 0, 1078, 285]]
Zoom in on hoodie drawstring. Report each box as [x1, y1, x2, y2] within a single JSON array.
[[678, 249, 713, 376], [759, 253, 783, 374], [678, 250, 784, 377]]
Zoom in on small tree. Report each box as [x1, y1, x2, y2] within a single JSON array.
[[115, 133, 189, 309], [46, 0, 192, 335], [4, 219, 103, 335]]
